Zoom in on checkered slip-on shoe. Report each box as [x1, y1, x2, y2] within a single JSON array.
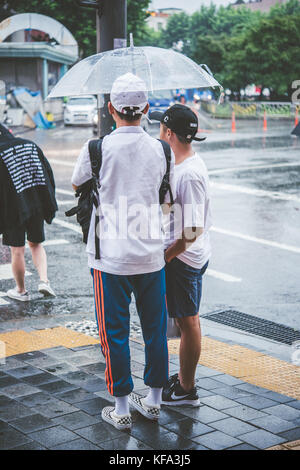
[[128, 392, 160, 421], [101, 406, 132, 430]]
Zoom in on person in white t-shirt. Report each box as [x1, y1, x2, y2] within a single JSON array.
[[151, 104, 212, 407], [71, 73, 175, 431]]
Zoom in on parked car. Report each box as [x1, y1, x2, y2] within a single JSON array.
[[64, 95, 97, 126], [148, 90, 175, 119]]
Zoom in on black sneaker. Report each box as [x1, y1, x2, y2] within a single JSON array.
[[162, 377, 200, 407]]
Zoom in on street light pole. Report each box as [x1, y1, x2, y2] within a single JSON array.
[[78, 0, 127, 136]]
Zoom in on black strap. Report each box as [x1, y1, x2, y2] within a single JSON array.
[[157, 139, 174, 206], [88, 138, 103, 260]]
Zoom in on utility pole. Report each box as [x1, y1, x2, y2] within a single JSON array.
[[78, 0, 127, 136]]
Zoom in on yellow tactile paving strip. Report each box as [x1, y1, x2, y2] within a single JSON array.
[[267, 440, 300, 450], [0, 327, 98, 359], [168, 337, 300, 400], [0, 328, 299, 401]]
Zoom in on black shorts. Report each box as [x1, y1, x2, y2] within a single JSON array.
[[165, 257, 209, 319], [2, 216, 45, 247]]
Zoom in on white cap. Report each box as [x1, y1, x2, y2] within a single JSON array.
[[110, 73, 148, 115]]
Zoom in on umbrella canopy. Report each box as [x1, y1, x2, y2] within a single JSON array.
[[47, 46, 221, 99]]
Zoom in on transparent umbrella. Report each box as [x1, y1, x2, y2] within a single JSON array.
[[47, 45, 222, 98]]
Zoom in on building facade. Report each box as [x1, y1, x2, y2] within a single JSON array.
[[147, 7, 183, 32]]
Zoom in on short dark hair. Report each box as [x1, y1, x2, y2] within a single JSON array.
[[116, 106, 143, 122], [162, 123, 191, 144]]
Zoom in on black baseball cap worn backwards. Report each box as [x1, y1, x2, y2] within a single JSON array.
[[150, 104, 206, 142]]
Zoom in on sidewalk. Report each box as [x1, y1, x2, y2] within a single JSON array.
[[0, 324, 300, 450]]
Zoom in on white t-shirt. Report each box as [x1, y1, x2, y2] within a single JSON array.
[[163, 152, 212, 269], [71, 126, 175, 275]]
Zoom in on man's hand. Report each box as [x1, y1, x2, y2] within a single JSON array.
[[164, 227, 203, 264], [72, 184, 78, 191]]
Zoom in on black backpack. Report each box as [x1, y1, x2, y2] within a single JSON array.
[[65, 138, 174, 260]]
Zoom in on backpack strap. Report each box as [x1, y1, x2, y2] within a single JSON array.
[[88, 138, 103, 260], [157, 139, 174, 206]]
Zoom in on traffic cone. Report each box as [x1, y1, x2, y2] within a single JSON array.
[[263, 110, 267, 131], [295, 108, 299, 127], [231, 111, 236, 132]]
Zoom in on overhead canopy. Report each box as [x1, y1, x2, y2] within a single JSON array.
[[0, 13, 78, 59]]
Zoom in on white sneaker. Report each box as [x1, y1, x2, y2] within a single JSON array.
[[7, 288, 31, 302], [128, 392, 160, 421], [38, 281, 56, 297], [101, 406, 132, 430]]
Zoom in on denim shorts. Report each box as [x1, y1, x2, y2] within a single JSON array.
[[165, 257, 209, 319]]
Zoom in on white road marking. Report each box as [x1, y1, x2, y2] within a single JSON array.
[[52, 218, 82, 234], [209, 162, 300, 175], [211, 182, 300, 203], [57, 200, 75, 205], [25, 239, 70, 248], [56, 188, 74, 196], [48, 156, 77, 165], [0, 297, 9, 306], [0, 264, 32, 281], [211, 227, 300, 254], [206, 269, 241, 283]]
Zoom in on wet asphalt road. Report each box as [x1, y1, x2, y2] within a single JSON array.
[[0, 117, 299, 333]]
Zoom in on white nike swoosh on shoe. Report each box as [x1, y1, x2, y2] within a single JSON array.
[[170, 392, 191, 400]]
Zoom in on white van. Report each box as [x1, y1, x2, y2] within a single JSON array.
[[64, 95, 97, 126]]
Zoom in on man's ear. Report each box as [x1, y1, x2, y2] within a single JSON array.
[[108, 101, 114, 115], [142, 103, 150, 115]]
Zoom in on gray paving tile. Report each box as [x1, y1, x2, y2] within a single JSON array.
[[28, 425, 79, 448], [210, 386, 251, 400], [9, 413, 55, 433], [0, 357, 24, 371], [209, 417, 257, 437], [51, 411, 100, 430], [251, 415, 298, 434], [175, 405, 229, 424], [100, 435, 152, 450], [12, 441, 47, 450], [1, 382, 40, 398], [191, 430, 242, 450], [130, 425, 196, 450], [76, 397, 111, 415], [200, 395, 240, 410], [50, 438, 100, 450], [24, 356, 61, 369], [228, 443, 259, 450], [34, 398, 79, 418], [154, 407, 186, 425], [75, 421, 124, 444], [235, 383, 269, 394], [0, 375, 19, 388], [195, 366, 224, 378], [285, 401, 300, 410], [235, 395, 278, 410], [58, 370, 96, 385], [278, 427, 300, 441], [65, 355, 101, 367], [17, 392, 58, 408], [0, 428, 31, 450], [42, 347, 77, 359], [212, 375, 244, 386], [196, 377, 225, 390], [79, 362, 106, 376], [5, 366, 42, 379], [13, 351, 47, 362], [162, 418, 214, 438], [38, 380, 78, 395], [44, 362, 78, 376], [22, 372, 60, 386], [256, 391, 297, 404], [0, 400, 34, 422], [265, 404, 300, 421], [56, 388, 97, 404], [239, 429, 285, 449], [80, 378, 107, 392], [225, 405, 268, 421]]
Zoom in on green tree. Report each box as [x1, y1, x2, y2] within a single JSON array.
[[162, 12, 191, 55], [223, 12, 300, 99]]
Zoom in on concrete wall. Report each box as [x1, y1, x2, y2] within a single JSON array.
[[233, 0, 296, 12]]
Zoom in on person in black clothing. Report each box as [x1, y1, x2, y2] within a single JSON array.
[[0, 125, 57, 301]]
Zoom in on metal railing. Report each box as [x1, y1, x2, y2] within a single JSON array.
[[201, 101, 300, 119]]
